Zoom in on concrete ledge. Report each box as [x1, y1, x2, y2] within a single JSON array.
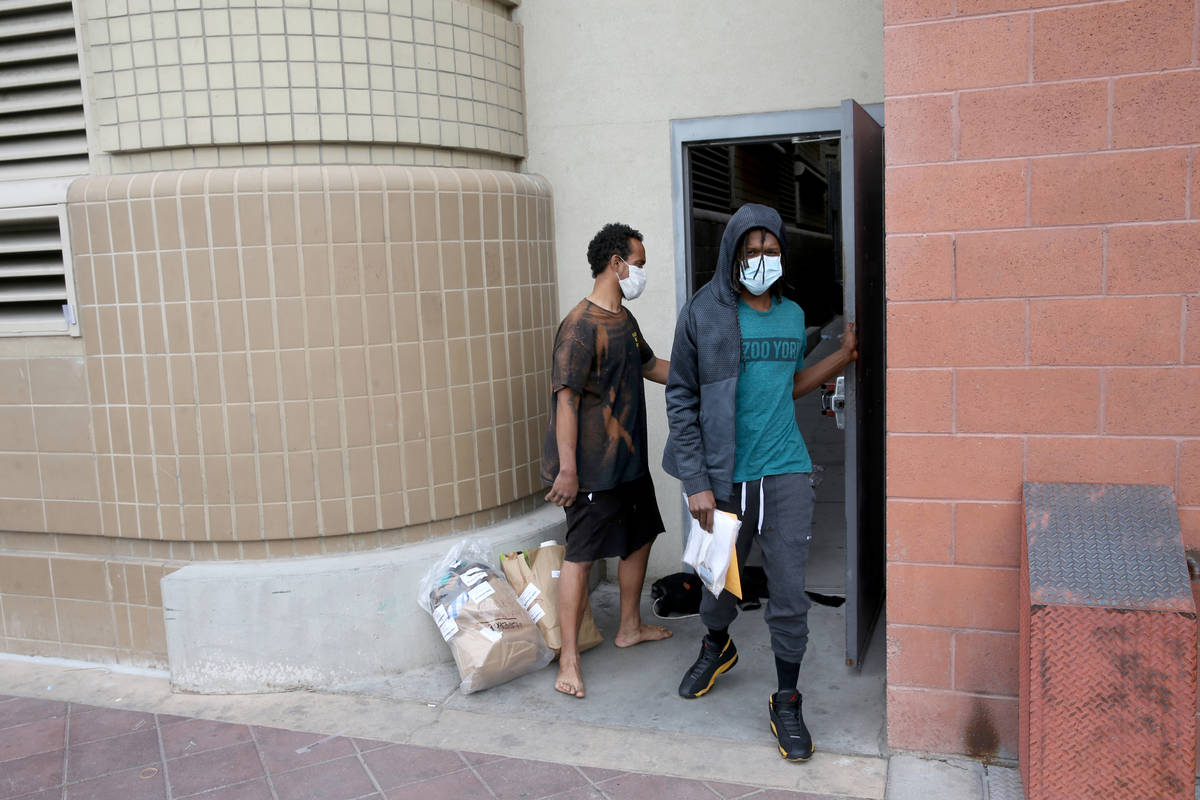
[[162, 506, 565, 694]]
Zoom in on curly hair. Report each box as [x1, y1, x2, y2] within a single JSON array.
[[586, 222, 643, 278]]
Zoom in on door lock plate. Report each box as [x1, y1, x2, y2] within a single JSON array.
[[820, 376, 846, 430]]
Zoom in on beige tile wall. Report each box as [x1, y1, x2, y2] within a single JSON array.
[[0, 490, 537, 665], [79, 0, 526, 173], [0, 165, 556, 548], [0, 551, 174, 667], [2, 161, 553, 664]]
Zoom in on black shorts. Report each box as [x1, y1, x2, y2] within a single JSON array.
[[562, 473, 665, 563]]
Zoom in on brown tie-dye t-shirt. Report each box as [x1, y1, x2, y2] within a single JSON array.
[[541, 299, 655, 492]]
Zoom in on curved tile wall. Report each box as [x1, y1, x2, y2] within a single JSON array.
[[44, 165, 555, 543], [79, 0, 525, 170]]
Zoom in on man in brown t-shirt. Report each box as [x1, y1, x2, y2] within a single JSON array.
[[543, 222, 672, 698]]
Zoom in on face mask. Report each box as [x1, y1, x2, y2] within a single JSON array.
[[618, 258, 647, 300], [740, 254, 782, 296]]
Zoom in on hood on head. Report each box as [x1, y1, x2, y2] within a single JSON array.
[[709, 203, 788, 305]]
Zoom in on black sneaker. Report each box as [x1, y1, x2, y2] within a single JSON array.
[[678, 635, 738, 698], [769, 690, 814, 762]]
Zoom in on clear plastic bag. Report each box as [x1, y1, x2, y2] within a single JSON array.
[[417, 538, 553, 694], [682, 509, 742, 598]]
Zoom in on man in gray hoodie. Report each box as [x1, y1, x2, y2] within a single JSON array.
[[663, 203, 857, 762]]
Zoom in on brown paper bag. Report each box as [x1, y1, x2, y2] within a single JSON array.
[[502, 543, 603, 657], [427, 559, 552, 693]]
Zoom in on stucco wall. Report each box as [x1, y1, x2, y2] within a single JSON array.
[[514, 0, 885, 576], [882, 0, 1200, 761]]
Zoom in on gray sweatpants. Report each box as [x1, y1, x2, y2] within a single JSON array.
[[699, 472, 814, 665]]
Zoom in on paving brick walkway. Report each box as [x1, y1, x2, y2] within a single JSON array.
[[0, 693, 845, 800]]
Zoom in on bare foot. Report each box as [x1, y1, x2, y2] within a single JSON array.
[[555, 658, 585, 698], [614, 624, 673, 648]]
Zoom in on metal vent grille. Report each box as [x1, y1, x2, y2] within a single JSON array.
[[0, 204, 78, 336], [732, 143, 798, 224], [0, 0, 88, 182], [689, 145, 731, 214]]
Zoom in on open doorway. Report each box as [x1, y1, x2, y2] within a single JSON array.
[[673, 103, 886, 672]]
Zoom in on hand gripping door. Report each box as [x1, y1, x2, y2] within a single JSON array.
[[840, 99, 885, 670]]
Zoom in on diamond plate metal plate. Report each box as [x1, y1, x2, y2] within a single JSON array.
[[1020, 482, 1198, 800], [986, 765, 1025, 800], [1023, 482, 1191, 611], [1025, 605, 1195, 799]]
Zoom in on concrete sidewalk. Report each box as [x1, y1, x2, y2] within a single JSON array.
[[347, 582, 888, 761], [885, 755, 1023, 800]]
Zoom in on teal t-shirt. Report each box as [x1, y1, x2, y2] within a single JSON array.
[[733, 297, 812, 482]]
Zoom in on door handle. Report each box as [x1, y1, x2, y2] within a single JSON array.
[[820, 376, 846, 430]]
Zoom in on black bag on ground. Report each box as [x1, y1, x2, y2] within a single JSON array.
[[650, 572, 702, 617], [653, 567, 844, 616], [738, 565, 846, 609]]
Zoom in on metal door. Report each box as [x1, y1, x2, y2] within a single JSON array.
[[840, 99, 885, 669]]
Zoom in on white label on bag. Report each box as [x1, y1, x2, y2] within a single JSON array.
[[433, 605, 459, 641], [460, 568, 487, 587], [438, 618, 459, 640], [517, 582, 541, 609], [527, 603, 546, 624], [467, 580, 495, 603], [551, 570, 560, 579], [479, 627, 502, 643]]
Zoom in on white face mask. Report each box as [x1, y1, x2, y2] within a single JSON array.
[[618, 258, 647, 300], [740, 254, 782, 296]]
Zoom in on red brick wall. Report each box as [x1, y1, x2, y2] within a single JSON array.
[[883, 0, 1200, 760]]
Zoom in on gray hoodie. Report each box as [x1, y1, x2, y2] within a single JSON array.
[[662, 203, 789, 502]]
